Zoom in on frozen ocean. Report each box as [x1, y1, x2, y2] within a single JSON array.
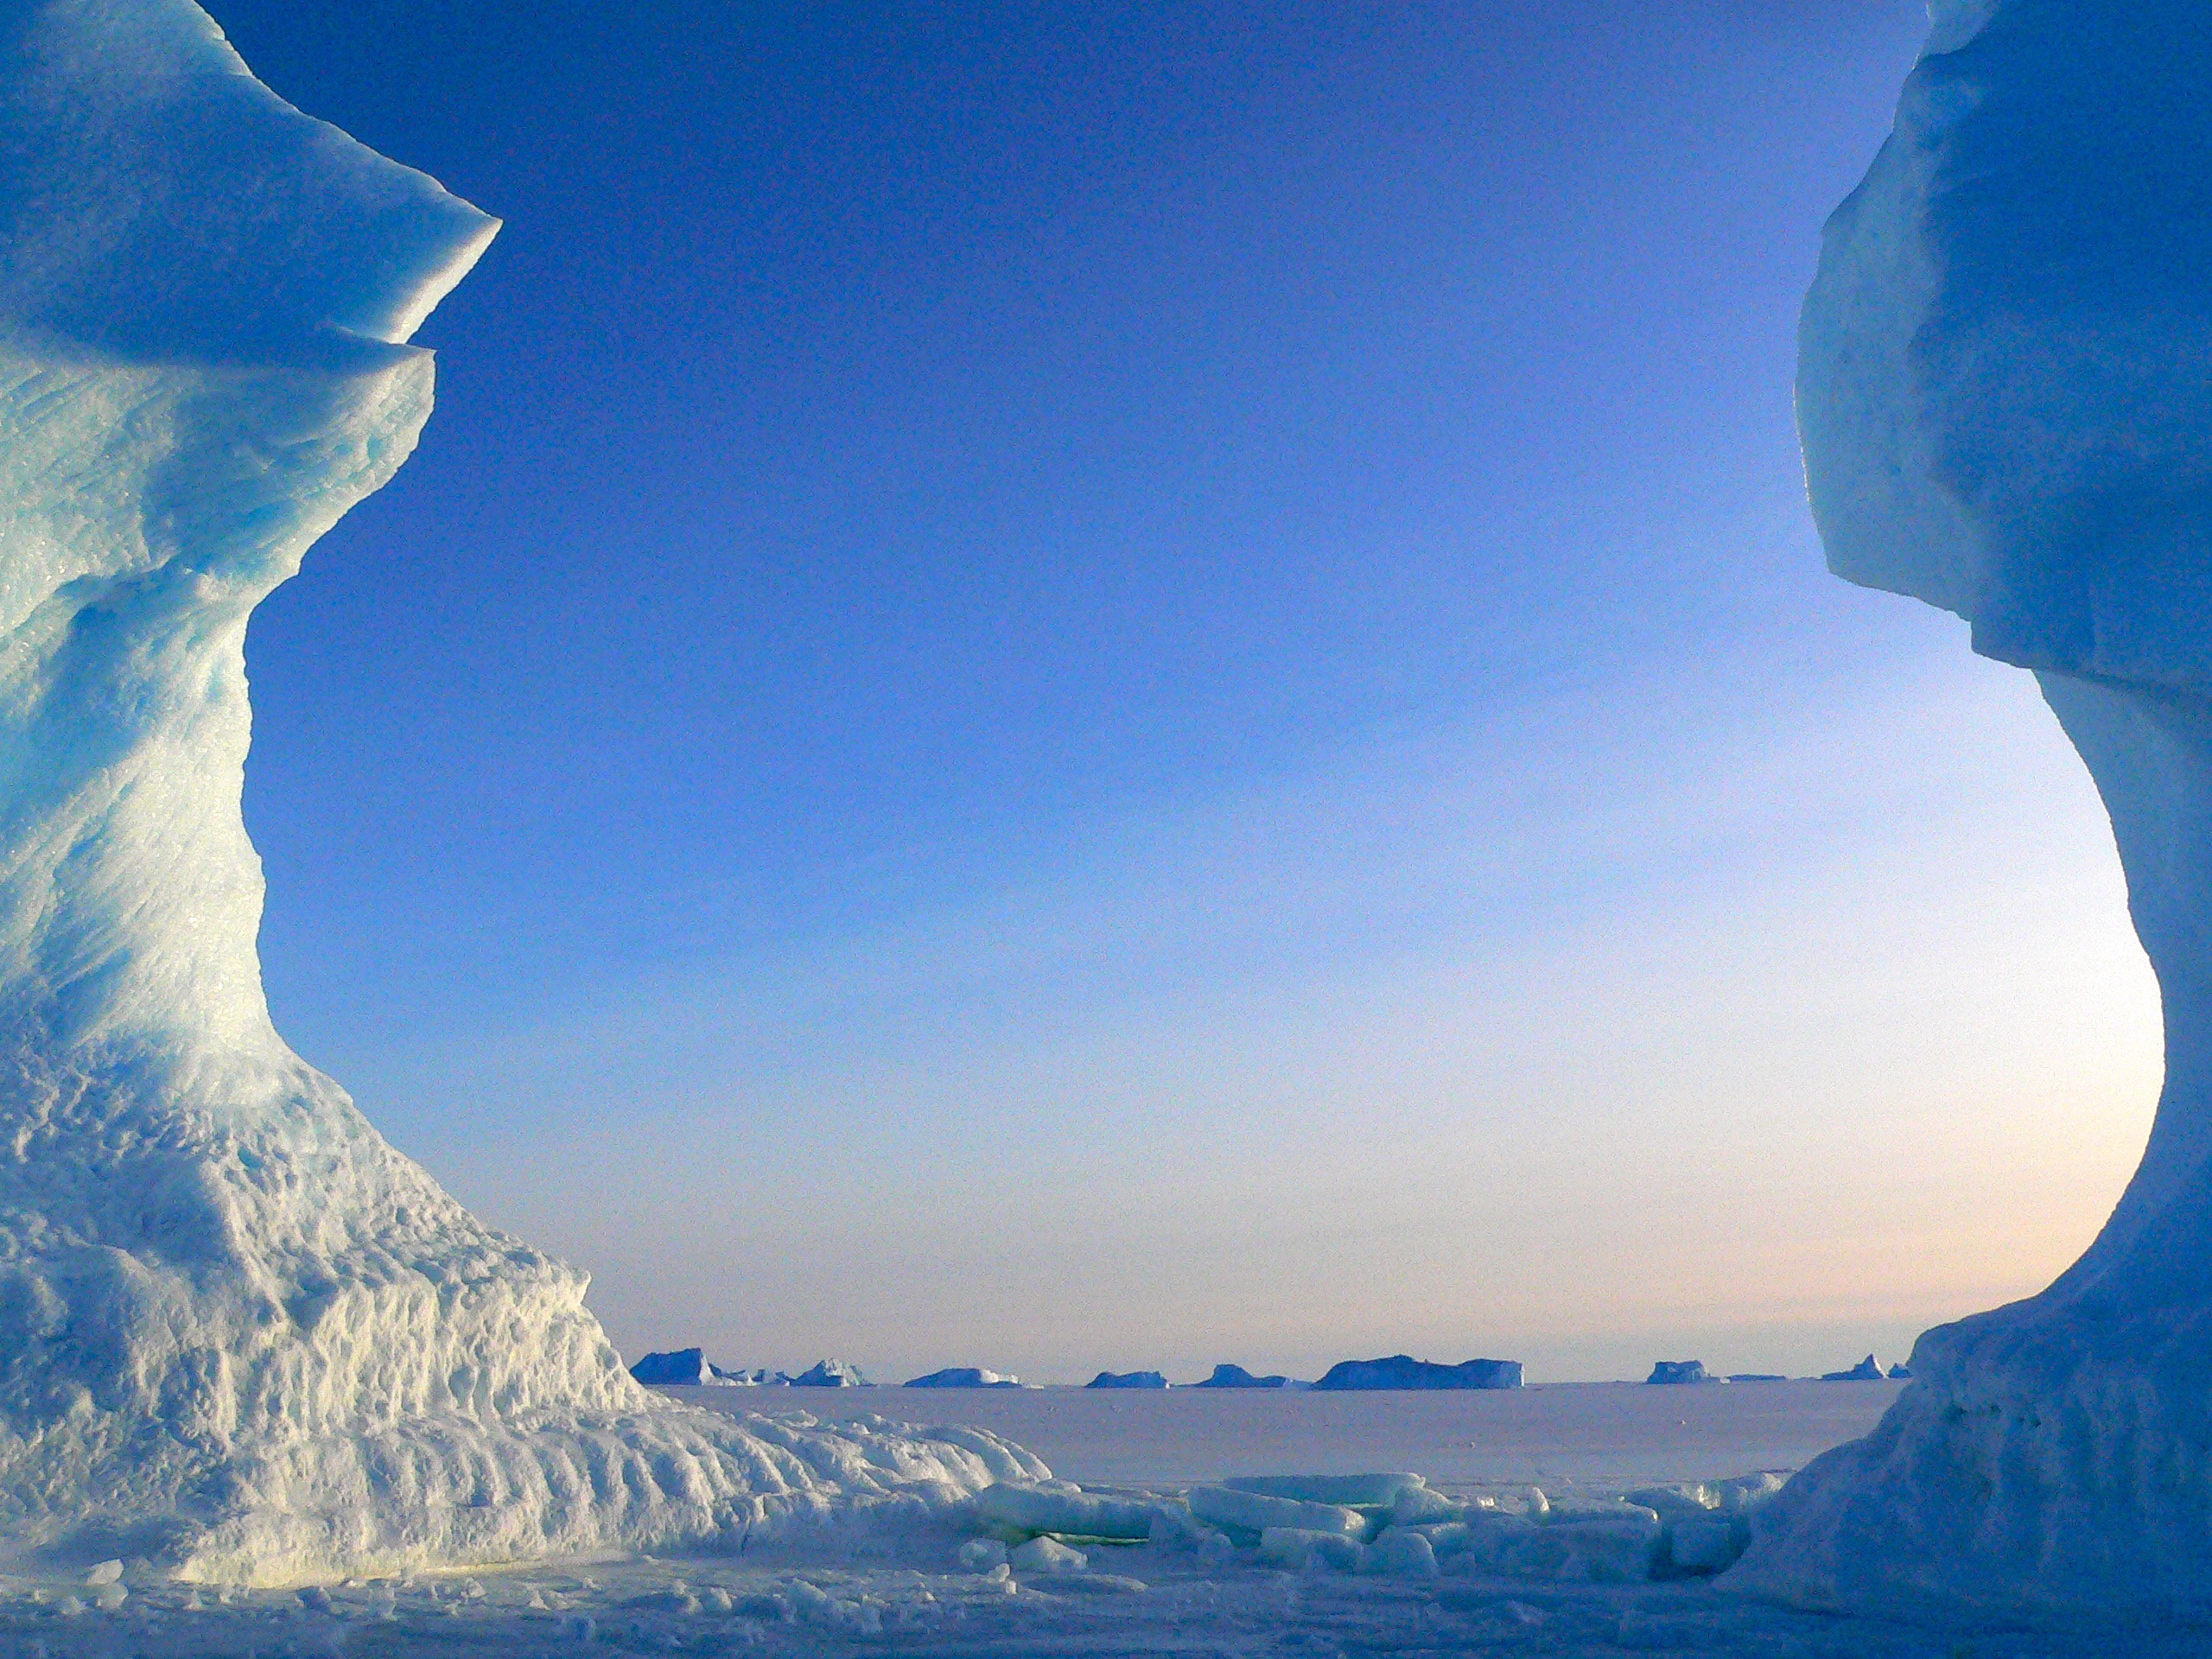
[[0, 1381, 2171, 1657], [0, 1389, 2158, 1659]]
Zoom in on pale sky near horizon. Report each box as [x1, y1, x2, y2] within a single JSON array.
[[203, 0, 2164, 1382]]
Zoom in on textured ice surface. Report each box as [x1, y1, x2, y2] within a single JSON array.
[[1732, 0, 2212, 1624], [0, 0, 1026, 1586], [0, 1389, 2079, 1656]]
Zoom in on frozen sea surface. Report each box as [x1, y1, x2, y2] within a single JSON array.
[[679, 1380, 1910, 1490], [0, 1381, 2174, 1656]]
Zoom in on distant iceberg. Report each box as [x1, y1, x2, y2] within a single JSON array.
[[791, 1358, 870, 1388], [1086, 1370, 1170, 1389], [629, 1350, 785, 1387], [1312, 1356, 1522, 1391], [1192, 1364, 1307, 1389], [1645, 1361, 1709, 1386], [905, 1367, 1025, 1389], [1816, 1356, 1888, 1383]]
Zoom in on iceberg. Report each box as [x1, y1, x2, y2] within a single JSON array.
[[1728, 0, 2212, 1621], [0, 0, 1033, 1586], [906, 1367, 1024, 1388], [1085, 1370, 1169, 1389], [1192, 1363, 1306, 1389], [790, 1358, 869, 1388], [1311, 1355, 1522, 1391], [1645, 1361, 1710, 1385], [628, 1347, 784, 1386], [1815, 1356, 1887, 1383]]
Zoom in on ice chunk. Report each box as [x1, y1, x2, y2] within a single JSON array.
[[1667, 1515, 1746, 1573], [957, 1538, 1009, 1572], [1389, 1484, 1464, 1526], [1624, 1484, 1718, 1520], [971, 1483, 1169, 1541], [1188, 1486, 1368, 1541], [1710, 1471, 1788, 1513], [1086, 1370, 1169, 1389], [1312, 1356, 1522, 1390], [1362, 1529, 1441, 1579], [1258, 1527, 1363, 1571], [1224, 1473, 1427, 1508], [1644, 1361, 1708, 1385], [1008, 1536, 1087, 1575], [1452, 1509, 1660, 1583]]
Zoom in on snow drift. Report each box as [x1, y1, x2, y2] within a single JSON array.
[[1729, 0, 2212, 1623], [0, 0, 1031, 1586]]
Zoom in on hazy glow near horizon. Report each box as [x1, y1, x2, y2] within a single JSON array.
[[194, 3, 2159, 1383], [375, 609, 2158, 1382]]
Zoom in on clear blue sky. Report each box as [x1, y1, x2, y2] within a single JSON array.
[[212, 1, 2160, 1382]]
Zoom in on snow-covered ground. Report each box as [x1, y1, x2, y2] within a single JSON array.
[[688, 1379, 1910, 1490], [0, 1382, 2176, 1657]]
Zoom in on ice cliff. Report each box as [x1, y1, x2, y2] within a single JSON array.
[[1728, 0, 2212, 1623], [0, 0, 1036, 1586]]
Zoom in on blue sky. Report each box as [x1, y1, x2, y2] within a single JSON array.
[[209, 1, 2160, 1381]]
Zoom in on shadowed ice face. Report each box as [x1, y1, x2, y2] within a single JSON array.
[[1802, 0, 2212, 694], [0, 0, 494, 363]]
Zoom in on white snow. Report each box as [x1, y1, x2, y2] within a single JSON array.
[[1738, 0, 2212, 1624], [0, 0, 1024, 1586], [0, 1385, 2145, 1657]]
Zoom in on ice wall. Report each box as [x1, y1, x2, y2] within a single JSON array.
[[1727, 0, 2212, 1621], [0, 0, 1040, 1585]]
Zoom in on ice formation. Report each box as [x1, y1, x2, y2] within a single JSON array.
[[0, 0, 1032, 1586], [905, 1368, 1024, 1389], [1311, 1356, 1522, 1390], [1192, 1363, 1305, 1389], [1815, 1356, 1887, 1383], [1728, 0, 2212, 1621]]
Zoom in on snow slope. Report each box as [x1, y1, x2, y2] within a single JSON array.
[[1732, 0, 2212, 1623], [0, 0, 1030, 1585]]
